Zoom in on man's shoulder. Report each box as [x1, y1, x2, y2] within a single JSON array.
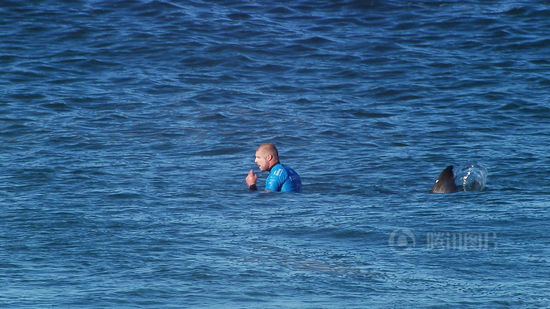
[[281, 164, 299, 177], [269, 163, 287, 178]]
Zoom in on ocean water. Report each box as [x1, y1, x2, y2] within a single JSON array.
[[1, 1, 550, 308]]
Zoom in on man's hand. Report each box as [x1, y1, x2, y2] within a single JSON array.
[[246, 169, 257, 187]]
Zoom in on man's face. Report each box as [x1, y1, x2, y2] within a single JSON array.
[[254, 150, 270, 172]]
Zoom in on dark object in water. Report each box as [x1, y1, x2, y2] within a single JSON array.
[[431, 165, 458, 193]]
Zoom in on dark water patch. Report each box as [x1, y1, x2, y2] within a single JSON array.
[[6, 69, 47, 82], [503, 5, 550, 19], [256, 63, 293, 73], [332, 69, 363, 79], [496, 100, 550, 119], [197, 112, 226, 121], [227, 12, 252, 20], [7, 92, 46, 101], [40, 102, 73, 112], [261, 84, 302, 93], [0, 54, 18, 64], [107, 192, 142, 199], [190, 147, 247, 157], [530, 59, 550, 66], [144, 83, 188, 95], [395, 94, 423, 101], [78, 59, 122, 71], [502, 38, 550, 51], [181, 55, 224, 68], [318, 82, 356, 91], [342, 109, 394, 119], [296, 36, 334, 45], [283, 43, 317, 54]]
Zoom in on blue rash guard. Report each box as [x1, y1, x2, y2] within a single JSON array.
[[265, 163, 302, 193]]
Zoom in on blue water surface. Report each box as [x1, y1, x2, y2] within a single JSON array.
[[1, 1, 549, 308]]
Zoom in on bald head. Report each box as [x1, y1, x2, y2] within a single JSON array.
[[254, 143, 280, 171], [257, 143, 279, 159]]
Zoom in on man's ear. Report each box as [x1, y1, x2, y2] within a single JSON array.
[[266, 154, 273, 161]]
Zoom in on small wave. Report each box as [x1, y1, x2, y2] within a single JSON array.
[[267, 6, 295, 15], [454, 164, 488, 192], [227, 12, 252, 20], [296, 36, 334, 45]]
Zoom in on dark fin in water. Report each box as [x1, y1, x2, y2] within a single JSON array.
[[431, 165, 458, 193]]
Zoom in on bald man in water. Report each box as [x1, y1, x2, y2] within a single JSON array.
[[246, 143, 302, 192]]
